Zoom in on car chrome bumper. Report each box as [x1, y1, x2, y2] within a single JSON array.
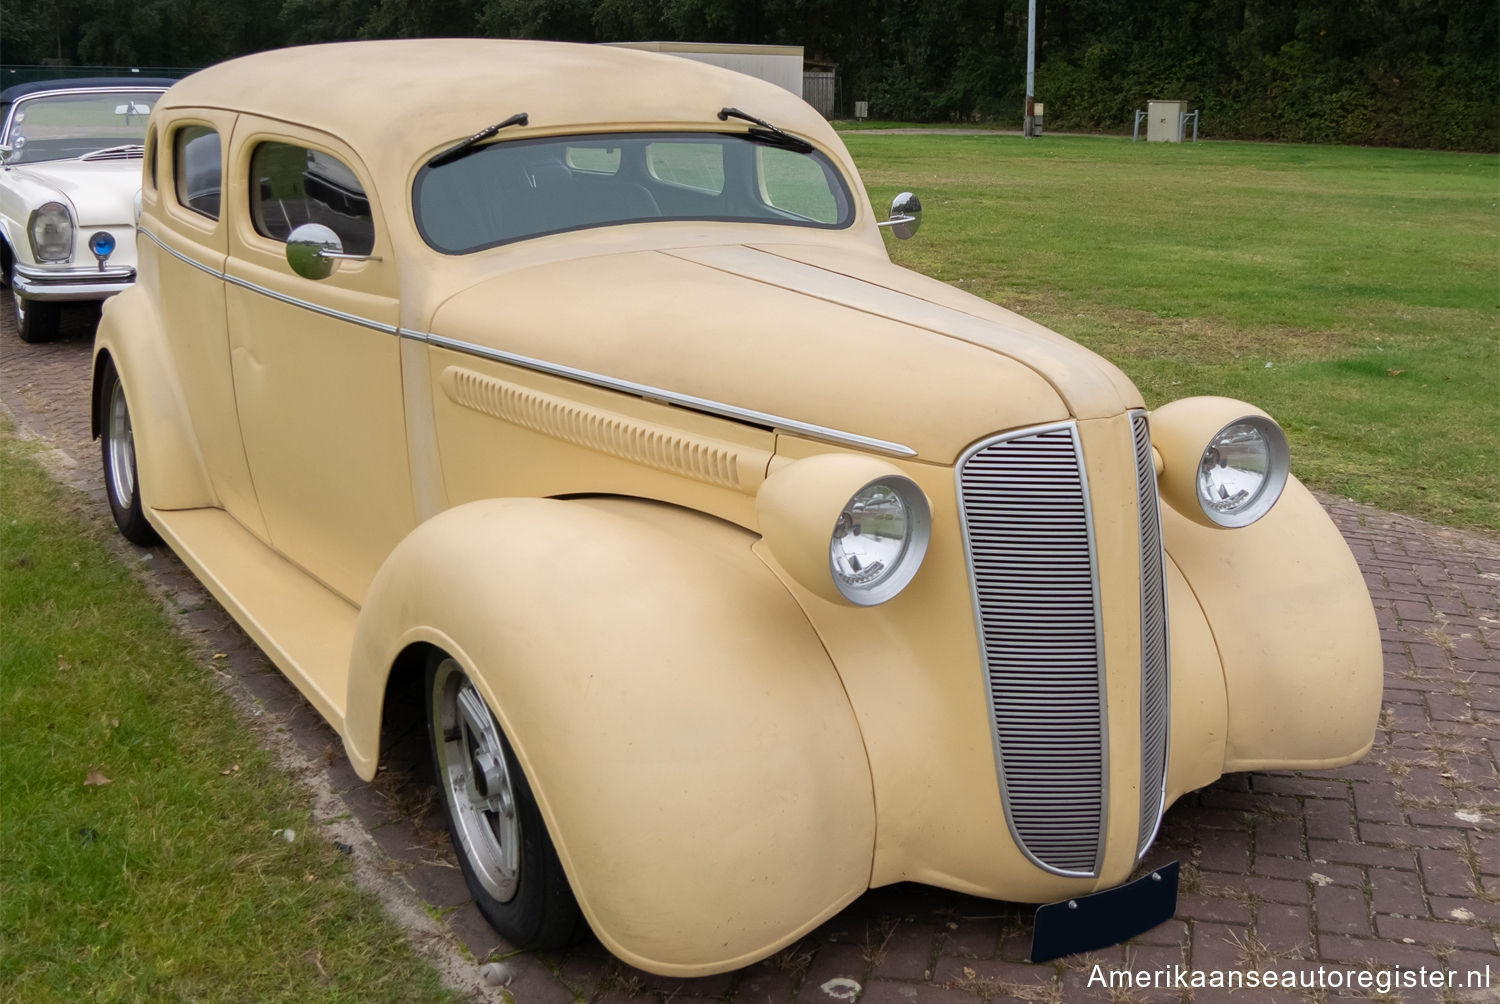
[[12, 263, 136, 302]]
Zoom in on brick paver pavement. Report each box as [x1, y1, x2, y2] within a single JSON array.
[[3, 292, 1496, 1002]]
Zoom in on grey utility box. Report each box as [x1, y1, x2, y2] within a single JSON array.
[[1147, 100, 1186, 142]]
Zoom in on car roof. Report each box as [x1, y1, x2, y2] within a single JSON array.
[[0, 77, 178, 104], [157, 39, 837, 175]]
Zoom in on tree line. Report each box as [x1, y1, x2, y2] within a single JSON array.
[[3, 0, 1494, 150]]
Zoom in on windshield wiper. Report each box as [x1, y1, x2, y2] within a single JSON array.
[[717, 107, 813, 154], [428, 112, 529, 168]]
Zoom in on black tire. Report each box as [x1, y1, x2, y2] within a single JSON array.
[[14, 291, 60, 343], [426, 654, 584, 949], [99, 357, 161, 546]]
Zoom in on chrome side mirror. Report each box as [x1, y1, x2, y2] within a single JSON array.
[[286, 222, 381, 279], [878, 191, 921, 240], [889, 191, 921, 239]]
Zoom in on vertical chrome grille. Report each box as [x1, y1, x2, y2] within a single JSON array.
[[957, 423, 1106, 877], [1132, 411, 1170, 858]]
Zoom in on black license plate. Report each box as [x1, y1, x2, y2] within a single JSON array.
[[1029, 861, 1179, 963]]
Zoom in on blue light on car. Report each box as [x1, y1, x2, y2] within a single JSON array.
[[89, 231, 116, 260]]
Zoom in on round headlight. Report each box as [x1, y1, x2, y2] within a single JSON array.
[[830, 478, 931, 605], [29, 201, 74, 262], [757, 454, 932, 606], [1196, 417, 1288, 527]]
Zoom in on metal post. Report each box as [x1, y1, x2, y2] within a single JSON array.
[[1023, 0, 1037, 137], [1133, 109, 1145, 141]]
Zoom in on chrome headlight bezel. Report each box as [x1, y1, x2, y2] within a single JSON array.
[[756, 453, 932, 607], [28, 201, 74, 262], [829, 476, 932, 606], [1194, 416, 1289, 528]]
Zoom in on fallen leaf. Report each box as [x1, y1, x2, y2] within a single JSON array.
[[1387, 368, 1405, 377], [85, 770, 112, 786], [212, 653, 227, 660], [58, 657, 71, 672], [219, 764, 240, 776]]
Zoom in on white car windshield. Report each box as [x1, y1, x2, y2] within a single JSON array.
[[414, 131, 855, 253], [3, 90, 160, 164]]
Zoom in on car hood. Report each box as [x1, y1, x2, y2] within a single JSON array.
[[428, 243, 1144, 462], [8, 159, 141, 226]]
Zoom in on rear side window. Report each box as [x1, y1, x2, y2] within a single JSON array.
[[144, 126, 157, 191], [174, 126, 221, 220], [250, 141, 374, 256]]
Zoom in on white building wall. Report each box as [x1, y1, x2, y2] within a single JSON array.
[[609, 42, 805, 97]]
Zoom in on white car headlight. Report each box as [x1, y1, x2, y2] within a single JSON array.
[[28, 201, 74, 262], [1150, 397, 1290, 529], [1196, 417, 1288, 527], [757, 454, 931, 606]]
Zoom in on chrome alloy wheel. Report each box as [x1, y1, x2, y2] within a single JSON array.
[[106, 379, 137, 508], [432, 659, 521, 902]]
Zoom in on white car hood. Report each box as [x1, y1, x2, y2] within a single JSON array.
[[8, 159, 142, 226]]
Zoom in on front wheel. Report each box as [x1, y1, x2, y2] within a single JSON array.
[[13, 290, 60, 343], [99, 358, 160, 546], [426, 655, 584, 949]]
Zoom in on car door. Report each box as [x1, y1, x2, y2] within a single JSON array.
[[222, 117, 413, 604], [147, 111, 270, 542]]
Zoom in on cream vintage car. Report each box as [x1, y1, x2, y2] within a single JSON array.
[[0, 77, 175, 341], [93, 40, 1382, 975]]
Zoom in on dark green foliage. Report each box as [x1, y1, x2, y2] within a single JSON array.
[[0, 0, 1493, 150]]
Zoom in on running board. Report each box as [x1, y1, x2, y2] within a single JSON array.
[[150, 506, 356, 730]]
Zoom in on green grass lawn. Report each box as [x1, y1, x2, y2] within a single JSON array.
[[845, 133, 1498, 530], [0, 427, 458, 1002]]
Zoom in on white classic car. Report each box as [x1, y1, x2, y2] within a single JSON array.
[[93, 41, 1382, 976], [0, 77, 174, 341]]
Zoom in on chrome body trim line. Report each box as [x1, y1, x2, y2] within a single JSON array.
[[138, 226, 218, 277], [1131, 409, 1171, 860], [407, 329, 919, 458], [137, 226, 917, 456], [222, 273, 399, 335], [138, 227, 398, 335], [956, 420, 1108, 879]]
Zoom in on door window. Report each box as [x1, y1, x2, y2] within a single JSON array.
[[250, 141, 375, 256]]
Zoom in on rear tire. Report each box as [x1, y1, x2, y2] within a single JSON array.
[[99, 357, 161, 546], [426, 654, 584, 949]]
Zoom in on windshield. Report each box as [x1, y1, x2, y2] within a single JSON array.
[[2, 90, 160, 164], [414, 131, 854, 254]]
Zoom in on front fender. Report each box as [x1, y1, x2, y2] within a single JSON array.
[[346, 496, 874, 975], [92, 286, 213, 511], [1163, 475, 1383, 771]]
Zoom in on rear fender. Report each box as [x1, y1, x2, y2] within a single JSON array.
[[345, 496, 875, 975], [92, 287, 213, 510]]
